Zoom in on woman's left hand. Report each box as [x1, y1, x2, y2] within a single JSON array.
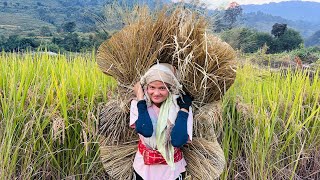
[[177, 92, 193, 111]]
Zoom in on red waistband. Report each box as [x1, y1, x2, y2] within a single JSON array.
[[138, 140, 183, 165]]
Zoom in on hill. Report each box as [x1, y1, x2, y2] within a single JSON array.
[[242, 1, 320, 23], [0, 0, 171, 37], [0, 0, 107, 36], [242, 11, 320, 38]]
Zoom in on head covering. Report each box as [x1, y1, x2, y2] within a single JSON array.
[[139, 63, 182, 169], [140, 63, 182, 94]]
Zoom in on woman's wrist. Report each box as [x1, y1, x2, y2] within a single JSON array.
[[137, 96, 144, 101], [180, 108, 189, 113]]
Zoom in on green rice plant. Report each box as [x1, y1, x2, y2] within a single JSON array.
[[221, 64, 320, 179], [1, 50, 319, 179], [0, 51, 115, 179]]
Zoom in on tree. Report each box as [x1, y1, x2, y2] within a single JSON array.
[[61, 33, 80, 51], [224, 2, 243, 29], [3, 35, 39, 52], [62, 22, 76, 33], [40, 26, 52, 36], [271, 23, 287, 38], [269, 28, 303, 53]]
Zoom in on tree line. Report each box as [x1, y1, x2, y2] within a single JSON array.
[[0, 22, 109, 53], [211, 3, 305, 53], [221, 23, 304, 53]]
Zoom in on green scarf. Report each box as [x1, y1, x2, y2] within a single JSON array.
[[156, 94, 175, 169]]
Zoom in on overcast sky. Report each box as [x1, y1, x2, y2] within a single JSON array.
[[172, 0, 320, 9]]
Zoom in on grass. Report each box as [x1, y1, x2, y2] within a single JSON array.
[[0, 51, 319, 179], [0, 51, 114, 179], [221, 64, 320, 179]]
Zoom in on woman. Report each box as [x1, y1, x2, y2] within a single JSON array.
[[130, 63, 193, 180]]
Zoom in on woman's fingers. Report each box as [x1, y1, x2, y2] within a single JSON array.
[[133, 82, 144, 100]]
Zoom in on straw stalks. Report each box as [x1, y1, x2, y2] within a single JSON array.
[[99, 142, 137, 180], [98, 97, 138, 145], [97, 6, 237, 105], [182, 138, 226, 180]]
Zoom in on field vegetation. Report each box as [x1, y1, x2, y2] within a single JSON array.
[[1, 1, 320, 179], [0, 51, 319, 179]]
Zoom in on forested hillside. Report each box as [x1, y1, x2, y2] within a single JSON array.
[[242, 1, 320, 23], [0, 0, 107, 36], [242, 11, 320, 38]]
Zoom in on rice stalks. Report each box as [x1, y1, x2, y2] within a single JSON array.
[[98, 97, 137, 145], [97, 6, 237, 105], [182, 138, 225, 180], [99, 142, 137, 180]]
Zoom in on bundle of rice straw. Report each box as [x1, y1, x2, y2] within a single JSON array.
[[99, 97, 138, 145], [99, 139, 137, 180], [97, 5, 236, 180], [97, 6, 236, 105], [182, 138, 226, 179], [193, 102, 223, 141]]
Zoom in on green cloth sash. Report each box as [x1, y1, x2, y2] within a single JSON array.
[[156, 94, 175, 169]]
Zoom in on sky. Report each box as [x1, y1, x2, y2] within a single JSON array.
[[172, 0, 320, 9]]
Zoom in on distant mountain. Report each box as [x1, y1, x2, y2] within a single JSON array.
[[242, 1, 320, 23], [241, 11, 320, 38]]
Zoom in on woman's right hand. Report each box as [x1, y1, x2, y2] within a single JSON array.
[[133, 82, 144, 101]]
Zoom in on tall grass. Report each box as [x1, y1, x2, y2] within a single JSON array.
[[1, 51, 319, 179], [0, 52, 114, 179], [221, 64, 320, 179]]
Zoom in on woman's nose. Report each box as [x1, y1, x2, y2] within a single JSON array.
[[154, 89, 160, 95]]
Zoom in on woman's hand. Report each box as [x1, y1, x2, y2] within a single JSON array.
[[133, 82, 144, 101], [177, 91, 193, 112]]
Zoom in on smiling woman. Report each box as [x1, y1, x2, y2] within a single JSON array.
[[130, 63, 193, 180]]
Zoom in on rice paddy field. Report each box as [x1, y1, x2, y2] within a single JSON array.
[[0, 52, 319, 179]]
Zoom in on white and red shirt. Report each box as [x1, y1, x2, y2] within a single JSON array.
[[130, 100, 193, 180]]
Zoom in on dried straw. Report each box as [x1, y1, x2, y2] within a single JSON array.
[[97, 6, 237, 104], [98, 97, 138, 145], [182, 138, 226, 180], [99, 141, 137, 180], [193, 102, 223, 141]]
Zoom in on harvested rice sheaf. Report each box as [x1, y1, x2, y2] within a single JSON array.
[[98, 97, 138, 145], [99, 141, 137, 180], [97, 7, 237, 105], [182, 138, 226, 180]]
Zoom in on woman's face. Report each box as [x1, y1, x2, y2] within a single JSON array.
[[147, 80, 169, 107]]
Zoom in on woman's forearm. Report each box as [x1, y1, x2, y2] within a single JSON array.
[[170, 110, 189, 147], [135, 100, 153, 137]]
